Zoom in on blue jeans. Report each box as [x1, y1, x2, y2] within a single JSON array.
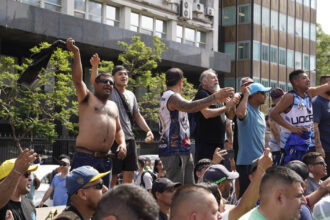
[[71, 152, 112, 188]]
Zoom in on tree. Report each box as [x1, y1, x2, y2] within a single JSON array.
[[0, 42, 78, 152], [316, 24, 330, 84]]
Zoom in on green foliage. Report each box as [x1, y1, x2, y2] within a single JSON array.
[[0, 43, 78, 151], [316, 24, 330, 85], [117, 36, 197, 122]]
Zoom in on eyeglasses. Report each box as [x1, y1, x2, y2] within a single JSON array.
[[312, 161, 326, 166], [24, 172, 31, 178], [83, 181, 103, 190], [98, 78, 114, 85], [214, 176, 227, 185]]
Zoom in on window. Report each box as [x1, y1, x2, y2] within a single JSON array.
[[271, 10, 278, 30], [223, 7, 235, 26], [105, 5, 119, 27], [130, 12, 139, 32], [288, 16, 294, 35], [303, 54, 309, 71], [311, 0, 316, 9], [176, 25, 183, 43], [141, 15, 153, 35], [295, 51, 302, 69], [253, 41, 260, 60], [239, 5, 250, 24], [303, 21, 310, 39], [262, 7, 270, 27], [88, 1, 102, 23], [238, 41, 250, 60], [130, 12, 167, 39], [287, 49, 294, 68], [44, 0, 61, 12], [176, 25, 206, 48], [155, 20, 167, 39], [270, 46, 277, 64], [304, 0, 310, 7], [262, 44, 269, 61], [271, 81, 277, 89], [261, 79, 269, 87], [185, 27, 195, 46], [296, 0, 302, 4], [310, 56, 316, 71], [74, 0, 85, 18], [254, 4, 261, 25], [311, 24, 316, 41], [21, 0, 39, 6], [196, 31, 206, 48], [279, 13, 286, 32], [279, 48, 286, 65], [225, 42, 235, 60], [295, 19, 302, 37], [279, 82, 286, 91]]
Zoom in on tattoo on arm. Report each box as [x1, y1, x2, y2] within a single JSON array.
[[169, 93, 215, 112]]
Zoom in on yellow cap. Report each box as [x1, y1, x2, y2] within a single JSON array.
[[0, 158, 38, 180]]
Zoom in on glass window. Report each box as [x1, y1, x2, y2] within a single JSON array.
[[310, 56, 316, 71], [196, 31, 206, 48], [239, 5, 250, 24], [270, 46, 277, 63], [185, 27, 195, 46], [225, 42, 235, 60], [155, 20, 166, 39], [88, 1, 102, 23], [254, 4, 261, 25], [271, 10, 278, 30], [22, 0, 39, 6], [287, 49, 294, 68], [262, 7, 270, 27], [74, 0, 85, 18], [295, 51, 302, 69], [296, 0, 302, 4], [44, 0, 61, 12], [105, 5, 119, 27], [303, 21, 309, 39], [141, 15, 153, 35], [253, 41, 260, 60], [271, 81, 277, 89], [261, 79, 269, 87], [279, 82, 286, 91], [304, 0, 310, 7], [311, 0, 316, 9], [223, 7, 235, 26], [303, 54, 309, 71], [130, 12, 139, 32], [279, 13, 286, 32], [288, 16, 294, 35], [238, 42, 250, 60], [279, 48, 286, 65], [262, 44, 269, 61], [296, 19, 302, 37], [311, 23, 316, 41], [176, 25, 183, 43]]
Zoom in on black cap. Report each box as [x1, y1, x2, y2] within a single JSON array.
[[112, 65, 127, 75], [152, 178, 181, 197]]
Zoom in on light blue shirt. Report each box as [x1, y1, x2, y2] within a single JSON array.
[[237, 104, 266, 165], [51, 173, 68, 206]]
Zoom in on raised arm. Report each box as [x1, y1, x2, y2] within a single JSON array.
[[307, 82, 330, 98], [90, 53, 100, 88], [236, 86, 250, 120], [168, 87, 234, 113], [66, 38, 88, 103]]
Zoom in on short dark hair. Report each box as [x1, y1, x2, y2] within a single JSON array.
[[165, 68, 184, 87], [153, 159, 162, 173], [302, 152, 322, 165], [93, 184, 159, 220], [112, 65, 127, 75], [260, 166, 303, 196], [320, 75, 330, 84], [197, 182, 222, 206], [289, 69, 305, 84], [138, 157, 146, 167], [285, 160, 309, 180], [95, 73, 112, 83]]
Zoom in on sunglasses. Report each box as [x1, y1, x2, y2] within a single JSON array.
[[312, 161, 326, 166], [83, 181, 103, 190], [257, 91, 266, 95], [24, 172, 31, 178], [98, 78, 114, 85]]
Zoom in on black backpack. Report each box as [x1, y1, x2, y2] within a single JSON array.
[[140, 170, 157, 188]]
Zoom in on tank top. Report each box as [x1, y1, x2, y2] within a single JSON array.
[[158, 90, 191, 156]]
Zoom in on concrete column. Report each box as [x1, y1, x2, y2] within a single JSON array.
[[62, 0, 74, 16], [119, 6, 131, 29], [211, 0, 218, 51], [166, 20, 177, 42]]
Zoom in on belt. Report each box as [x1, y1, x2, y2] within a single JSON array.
[[76, 146, 115, 158]]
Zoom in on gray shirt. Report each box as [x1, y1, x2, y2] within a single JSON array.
[[110, 88, 139, 140], [306, 176, 321, 196]]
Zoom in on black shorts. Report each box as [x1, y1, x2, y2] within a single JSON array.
[[111, 139, 138, 174]]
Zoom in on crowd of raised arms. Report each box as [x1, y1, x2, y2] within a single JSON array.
[[0, 38, 330, 220]]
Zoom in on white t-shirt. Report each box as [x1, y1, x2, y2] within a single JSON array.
[[135, 171, 153, 190], [221, 210, 230, 220]]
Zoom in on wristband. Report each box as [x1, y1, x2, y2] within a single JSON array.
[[12, 168, 23, 176]]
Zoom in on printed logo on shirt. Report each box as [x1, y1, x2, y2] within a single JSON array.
[[5, 210, 14, 220], [297, 102, 303, 110]]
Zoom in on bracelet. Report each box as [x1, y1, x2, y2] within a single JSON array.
[[12, 168, 23, 176]]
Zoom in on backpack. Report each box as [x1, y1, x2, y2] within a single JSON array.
[[140, 171, 157, 188]]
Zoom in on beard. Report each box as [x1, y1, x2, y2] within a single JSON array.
[[208, 83, 220, 92]]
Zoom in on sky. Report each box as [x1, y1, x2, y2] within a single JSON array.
[[317, 0, 330, 35]]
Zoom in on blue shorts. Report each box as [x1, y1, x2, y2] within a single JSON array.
[[71, 151, 112, 188]]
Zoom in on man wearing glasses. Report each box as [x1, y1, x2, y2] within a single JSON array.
[[55, 166, 109, 220], [0, 157, 38, 220], [39, 158, 70, 207], [66, 38, 126, 188]]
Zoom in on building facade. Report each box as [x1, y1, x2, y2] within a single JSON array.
[[220, 0, 317, 90]]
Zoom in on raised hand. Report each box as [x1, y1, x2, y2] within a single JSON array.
[[14, 148, 37, 175], [214, 87, 234, 103], [66, 38, 79, 53], [90, 53, 100, 68]]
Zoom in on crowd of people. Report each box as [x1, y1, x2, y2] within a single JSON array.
[[0, 37, 330, 220]]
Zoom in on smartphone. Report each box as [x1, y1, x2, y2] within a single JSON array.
[[223, 150, 235, 160]]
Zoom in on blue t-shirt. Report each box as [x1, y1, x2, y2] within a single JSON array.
[[51, 173, 68, 206], [237, 104, 266, 165], [312, 96, 330, 152], [300, 204, 314, 220]]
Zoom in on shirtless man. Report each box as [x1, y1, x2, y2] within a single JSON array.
[[66, 38, 126, 188]]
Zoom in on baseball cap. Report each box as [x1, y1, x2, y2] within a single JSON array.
[[248, 83, 272, 95], [112, 65, 127, 75], [60, 158, 70, 165], [240, 77, 254, 86], [0, 158, 38, 180], [152, 178, 181, 196], [66, 166, 110, 196], [270, 87, 285, 100], [203, 164, 239, 184], [313, 196, 330, 220]]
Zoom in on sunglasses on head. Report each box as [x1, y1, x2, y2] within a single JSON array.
[[24, 172, 31, 178], [83, 181, 103, 190], [98, 78, 114, 85]]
